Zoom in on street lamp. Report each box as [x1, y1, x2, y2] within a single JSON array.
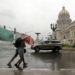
[[13, 28, 16, 43], [51, 24, 57, 32], [14, 28, 16, 34], [64, 35, 66, 44], [4, 25, 6, 29], [50, 23, 57, 39]]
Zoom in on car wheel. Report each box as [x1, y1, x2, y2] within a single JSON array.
[[53, 47, 60, 52], [35, 47, 40, 53], [55, 47, 60, 52]]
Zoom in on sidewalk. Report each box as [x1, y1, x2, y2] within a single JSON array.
[[63, 47, 75, 50]]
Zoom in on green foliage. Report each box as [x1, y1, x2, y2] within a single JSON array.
[[62, 44, 70, 47], [63, 43, 75, 48], [72, 43, 75, 48]]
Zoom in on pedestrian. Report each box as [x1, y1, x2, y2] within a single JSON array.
[[7, 37, 27, 70]]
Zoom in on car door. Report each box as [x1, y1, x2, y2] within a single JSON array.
[[43, 43, 49, 50], [47, 41, 56, 50], [40, 41, 50, 50], [46, 42, 52, 50], [39, 42, 46, 50]]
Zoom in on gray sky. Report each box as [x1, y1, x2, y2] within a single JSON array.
[[0, 0, 75, 39]]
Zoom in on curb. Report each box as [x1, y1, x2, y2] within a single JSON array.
[[62, 48, 75, 50]]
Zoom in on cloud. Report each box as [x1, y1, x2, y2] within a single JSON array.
[[0, 10, 16, 19]]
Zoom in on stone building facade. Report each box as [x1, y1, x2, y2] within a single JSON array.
[[55, 6, 75, 44]]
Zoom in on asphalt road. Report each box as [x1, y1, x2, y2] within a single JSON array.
[[0, 43, 75, 70], [0, 43, 75, 75]]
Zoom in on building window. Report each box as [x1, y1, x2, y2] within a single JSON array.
[[72, 32, 74, 38], [74, 31, 75, 37], [72, 31, 75, 38], [65, 31, 70, 39]]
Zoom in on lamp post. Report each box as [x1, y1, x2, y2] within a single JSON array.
[[14, 28, 16, 34], [64, 35, 66, 44], [4, 25, 6, 29], [50, 23, 57, 40], [13, 28, 16, 43]]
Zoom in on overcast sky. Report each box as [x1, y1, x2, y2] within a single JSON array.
[[0, 0, 75, 39]]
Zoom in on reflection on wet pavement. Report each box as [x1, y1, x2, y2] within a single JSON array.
[[30, 52, 61, 70], [1, 69, 75, 75], [0, 43, 75, 75]]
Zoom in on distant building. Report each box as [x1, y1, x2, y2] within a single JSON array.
[[55, 6, 75, 44], [0, 25, 16, 41]]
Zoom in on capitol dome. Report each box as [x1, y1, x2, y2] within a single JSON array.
[[59, 6, 69, 16], [57, 6, 72, 26]]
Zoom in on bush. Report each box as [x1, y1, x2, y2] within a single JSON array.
[[62, 44, 70, 47], [72, 43, 75, 48]]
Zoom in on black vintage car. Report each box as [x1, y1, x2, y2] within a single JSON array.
[[31, 40, 62, 53]]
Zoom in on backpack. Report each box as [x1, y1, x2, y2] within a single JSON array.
[[14, 38, 22, 48], [14, 38, 26, 48]]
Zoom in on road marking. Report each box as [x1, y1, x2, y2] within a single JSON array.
[[0, 68, 58, 72], [1, 68, 75, 72]]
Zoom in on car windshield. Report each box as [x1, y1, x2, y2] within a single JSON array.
[[39, 41, 50, 44], [38, 40, 60, 44]]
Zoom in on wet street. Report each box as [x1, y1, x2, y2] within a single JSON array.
[[0, 42, 75, 75]]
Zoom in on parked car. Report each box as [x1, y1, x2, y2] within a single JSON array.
[[31, 40, 62, 53]]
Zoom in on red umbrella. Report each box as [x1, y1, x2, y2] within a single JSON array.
[[22, 35, 34, 45]]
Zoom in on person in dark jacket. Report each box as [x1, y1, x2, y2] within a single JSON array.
[[7, 38, 27, 69], [15, 40, 27, 70]]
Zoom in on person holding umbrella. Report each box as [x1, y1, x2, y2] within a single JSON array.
[[7, 37, 27, 70], [15, 39, 27, 70]]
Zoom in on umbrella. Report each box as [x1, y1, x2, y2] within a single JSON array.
[[22, 34, 34, 45]]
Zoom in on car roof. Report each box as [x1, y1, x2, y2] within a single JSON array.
[[43, 40, 60, 42], [51, 40, 60, 42], [40, 40, 60, 43]]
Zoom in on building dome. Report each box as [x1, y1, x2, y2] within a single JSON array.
[[57, 6, 72, 27], [59, 6, 69, 16]]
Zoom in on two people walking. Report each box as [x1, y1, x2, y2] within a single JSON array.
[[7, 37, 27, 70]]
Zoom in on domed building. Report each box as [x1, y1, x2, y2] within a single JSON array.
[[57, 6, 71, 27], [55, 6, 75, 44]]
